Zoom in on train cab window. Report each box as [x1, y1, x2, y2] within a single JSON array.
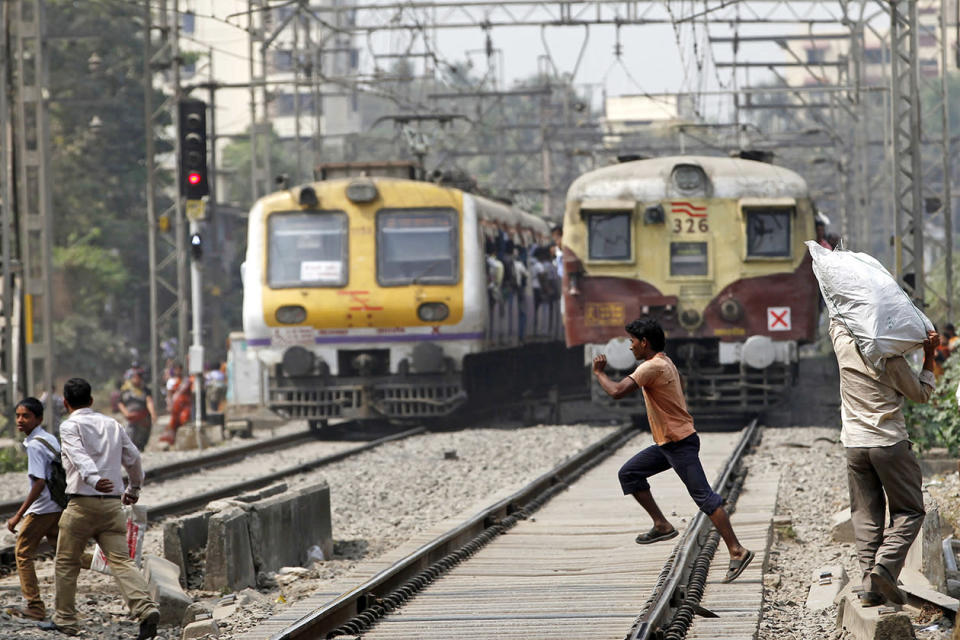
[[377, 208, 459, 286], [586, 211, 631, 261], [670, 242, 708, 276], [745, 207, 792, 258], [267, 211, 348, 288]]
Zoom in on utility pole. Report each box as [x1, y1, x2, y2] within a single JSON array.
[[12, 0, 55, 418], [0, 2, 16, 418]]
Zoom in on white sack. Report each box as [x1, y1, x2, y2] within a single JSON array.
[[806, 241, 933, 370]]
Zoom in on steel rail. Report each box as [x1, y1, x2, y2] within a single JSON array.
[[0, 427, 426, 575], [143, 426, 426, 521], [0, 427, 317, 520], [270, 421, 637, 640], [628, 418, 760, 640]]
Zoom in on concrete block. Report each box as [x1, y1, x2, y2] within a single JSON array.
[[294, 481, 333, 563], [248, 493, 300, 574], [904, 505, 946, 591], [143, 554, 193, 626], [234, 483, 288, 504], [831, 507, 855, 544], [836, 585, 915, 639], [203, 507, 256, 592], [899, 582, 959, 614], [181, 602, 213, 627], [182, 619, 219, 640], [806, 564, 847, 610], [248, 481, 333, 574], [162, 512, 211, 584]]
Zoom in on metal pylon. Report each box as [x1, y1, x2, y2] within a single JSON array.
[[144, 0, 187, 404], [11, 0, 54, 412], [889, 0, 925, 304]]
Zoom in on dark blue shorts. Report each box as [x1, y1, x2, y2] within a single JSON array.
[[617, 433, 723, 515]]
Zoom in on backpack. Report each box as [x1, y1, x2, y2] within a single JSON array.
[[34, 437, 69, 509]]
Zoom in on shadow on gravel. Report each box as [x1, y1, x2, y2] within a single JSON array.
[[314, 419, 411, 442], [333, 539, 370, 561]]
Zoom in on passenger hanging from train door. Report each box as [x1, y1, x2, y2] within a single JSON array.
[[513, 244, 529, 341], [592, 317, 755, 583]]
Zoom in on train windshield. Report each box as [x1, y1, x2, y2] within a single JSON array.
[[377, 208, 459, 286], [267, 211, 348, 288], [586, 211, 631, 260], [745, 207, 792, 258]]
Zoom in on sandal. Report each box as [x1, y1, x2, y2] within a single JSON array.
[[635, 526, 679, 545], [8, 606, 44, 621], [722, 549, 755, 583]]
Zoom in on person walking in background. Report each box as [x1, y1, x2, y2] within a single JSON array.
[[159, 362, 191, 448], [829, 319, 938, 607], [40, 378, 159, 638], [592, 317, 754, 582], [6, 398, 62, 621], [118, 367, 156, 451]]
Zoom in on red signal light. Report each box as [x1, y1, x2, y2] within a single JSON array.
[[188, 172, 202, 185]]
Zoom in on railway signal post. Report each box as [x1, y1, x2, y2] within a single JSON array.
[[178, 98, 210, 447]]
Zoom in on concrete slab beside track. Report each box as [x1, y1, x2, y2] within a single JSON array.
[[245, 430, 744, 640]]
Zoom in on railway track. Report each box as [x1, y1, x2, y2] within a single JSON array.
[[260, 420, 758, 640], [0, 425, 426, 576], [0, 426, 319, 520]]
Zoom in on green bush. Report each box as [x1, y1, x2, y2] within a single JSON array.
[[0, 446, 27, 473], [904, 351, 960, 454]]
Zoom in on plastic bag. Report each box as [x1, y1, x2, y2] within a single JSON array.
[[89, 506, 147, 575], [807, 241, 933, 370]]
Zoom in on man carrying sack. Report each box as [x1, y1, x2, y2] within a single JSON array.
[[809, 241, 938, 607]]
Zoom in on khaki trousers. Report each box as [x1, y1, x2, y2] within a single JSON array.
[[846, 440, 925, 584], [15, 511, 60, 616], [53, 497, 158, 633]]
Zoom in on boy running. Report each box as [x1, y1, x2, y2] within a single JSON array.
[[593, 317, 754, 583], [5, 397, 62, 620]]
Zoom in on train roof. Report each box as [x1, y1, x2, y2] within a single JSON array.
[[256, 177, 550, 234], [566, 155, 809, 203]]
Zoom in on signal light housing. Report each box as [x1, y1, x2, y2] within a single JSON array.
[[178, 99, 209, 200]]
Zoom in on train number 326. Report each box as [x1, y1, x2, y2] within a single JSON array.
[[673, 218, 709, 233]]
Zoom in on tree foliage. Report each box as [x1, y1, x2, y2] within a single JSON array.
[[42, 1, 168, 385], [904, 352, 960, 455]]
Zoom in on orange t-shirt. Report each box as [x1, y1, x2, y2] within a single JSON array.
[[628, 352, 696, 445]]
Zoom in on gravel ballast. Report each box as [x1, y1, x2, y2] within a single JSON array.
[[0, 422, 617, 639]]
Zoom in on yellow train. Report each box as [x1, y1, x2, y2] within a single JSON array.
[[240, 163, 567, 426], [561, 155, 820, 414]]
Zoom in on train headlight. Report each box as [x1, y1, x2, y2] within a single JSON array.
[[276, 305, 307, 324], [720, 298, 744, 323], [418, 302, 449, 322], [281, 346, 315, 377], [679, 308, 702, 329], [672, 164, 707, 192], [346, 179, 378, 203]]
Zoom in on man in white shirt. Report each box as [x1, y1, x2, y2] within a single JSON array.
[[39, 378, 159, 639], [830, 319, 938, 607], [6, 397, 62, 620]]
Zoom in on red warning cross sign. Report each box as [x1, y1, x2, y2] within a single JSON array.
[[767, 307, 791, 331]]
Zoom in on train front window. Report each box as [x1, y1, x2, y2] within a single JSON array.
[[745, 207, 792, 258], [377, 208, 458, 286], [267, 211, 347, 288], [586, 211, 631, 261]]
